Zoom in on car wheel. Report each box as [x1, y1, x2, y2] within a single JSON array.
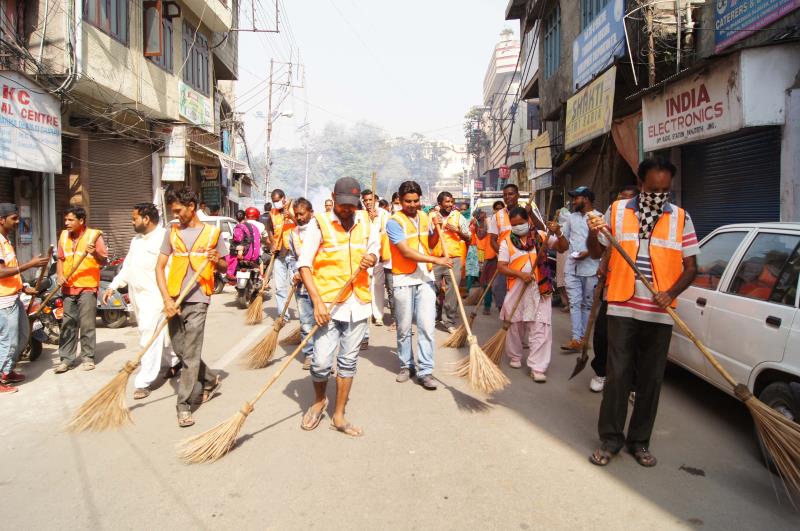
[[756, 381, 799, 471], [101, 309, 128, 329]]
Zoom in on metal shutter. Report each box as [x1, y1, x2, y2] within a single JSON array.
[[682, 128, 781, 239], [0, 168, 13, 203], [89, 140, 153, 257]]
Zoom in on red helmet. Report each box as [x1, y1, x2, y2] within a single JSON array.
[[245, 207, 260, 220]]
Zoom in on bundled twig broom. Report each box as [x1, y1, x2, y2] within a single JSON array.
[[177, 268, 363, 464], [279, 324, 302, 346], [246, 202, 292, 325], [66, 259, 209, 432], [481, 280, 532, 365], [245, 281, 298, 369], [592, 214, 800, 494], [462, 287, 483, 306], [444, 269, 497, 349], [434, 226, 508, 395]]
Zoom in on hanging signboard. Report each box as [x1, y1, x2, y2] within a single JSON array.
[[526, 131, 552, 180], [565, 66, 616, 149], [0, 72, 62, 173], [572, 0, 626, 91], [715, 0, 800, 52], [179, 82, 214, 133], [160, 126, 186, 182], [642, 54, 743, 150], [200, 179, 222, 206], [201, 167, 219, 180]]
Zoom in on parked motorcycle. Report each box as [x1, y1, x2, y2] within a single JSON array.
[[20, 277, 63, 362], [97, 258, 131, 328], [235, 260, 262, 309]]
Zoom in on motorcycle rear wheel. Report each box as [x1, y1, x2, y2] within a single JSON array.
[[101, 309, 128, 329]]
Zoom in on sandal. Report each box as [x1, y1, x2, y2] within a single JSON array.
[[133, 388, 150, 400], [589, 446, 618, 466], [629, 447, 658, 467], [301, 398, 328, 431], [329, 422, 364, 438], [177, 411, 195, 428], [201, 375, 222, 404]]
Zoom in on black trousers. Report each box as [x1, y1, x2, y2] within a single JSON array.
[[591, 301, 609, 377], [598, 315, 673, 451]]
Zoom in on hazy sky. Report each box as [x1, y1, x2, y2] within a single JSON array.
[[236, 0, 515, 154]]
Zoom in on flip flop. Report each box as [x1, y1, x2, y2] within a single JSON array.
[[133, 388, 150, 400], [301, 398, 328, 431], [177, 411, 195, 428], [202, 376, 222, 404], [329, 422, 364, 438]]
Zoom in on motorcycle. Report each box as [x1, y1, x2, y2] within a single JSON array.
[[97, 258, 131, 328], [235, 260, 262, 309], [20, 278, 63, 362]]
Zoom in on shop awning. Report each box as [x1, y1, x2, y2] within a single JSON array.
[[189, 141, 251, 175]]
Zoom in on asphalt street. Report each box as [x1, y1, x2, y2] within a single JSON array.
[[2, 289, 799, 530]]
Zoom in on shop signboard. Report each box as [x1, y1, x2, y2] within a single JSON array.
[[0, 72, 62, 173], [201, 167, 219, 180], [642, 54, 743, 151], [715, 0, 800, 52], [179, 82, 214, 133], [572, 0, 626, 91], [161, 126, 185, 182], [565, 66, 616, 149], [201, 179, 222, 206], [526, 131, 552, 180]]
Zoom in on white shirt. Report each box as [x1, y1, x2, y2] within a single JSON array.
[[297, 212, 381, 323], [246, 219, 267, 239], [109, 227, 166, 307]]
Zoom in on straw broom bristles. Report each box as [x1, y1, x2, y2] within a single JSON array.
[[245, 283, 297, 369], [279, 324, 302, 346], [177, 269, 363, 464], [443, 270, 497, 349], [481, 281, 532, 365]]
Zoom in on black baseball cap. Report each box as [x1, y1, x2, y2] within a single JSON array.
[[333, 177, 361, 207], [568, 186, 595, 202]]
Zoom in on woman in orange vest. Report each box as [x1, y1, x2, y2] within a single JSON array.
[[54, 207, 108, 374], [156, 188, 228, 428], [0, 203, 49, 393], [586, 158, 699, 468]]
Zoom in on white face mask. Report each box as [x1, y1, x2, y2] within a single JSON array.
[[273, 200, 284, 210], [511, 224, 529, 237], [392, 204, 402, 213]]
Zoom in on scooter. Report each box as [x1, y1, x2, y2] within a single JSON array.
[[97, 258, 131, 328], [20, 278, 63, 362], [235, 260, 263, 309]]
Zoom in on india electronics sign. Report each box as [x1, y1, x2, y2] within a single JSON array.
[[572, 0, 626, 91], [715, 0, 800, 52]]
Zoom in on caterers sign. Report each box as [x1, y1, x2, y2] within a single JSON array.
[[642, 55, 743, 151]]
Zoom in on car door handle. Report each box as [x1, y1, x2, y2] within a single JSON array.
[[696, 297, 707, 307], [766, 316, 782, 328]]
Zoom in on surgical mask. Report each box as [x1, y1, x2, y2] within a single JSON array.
[[273, 200, 285, 210], [392, 204, 401, 213], [511, 224, 529, 237]]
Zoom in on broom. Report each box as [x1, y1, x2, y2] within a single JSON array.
[[177, 268, 363, 464], [66, 258, 211, 432], [246, 202, 291, 325], [26, 245, 54, 314], [482, 278, 532, 365], [443, 269, 498, 349], [591, 214, 800, 493], [434, 225, 509, 395], [279, 324, 302, 346], [569, 252, 608, 379], [245, 281, 298, 369]]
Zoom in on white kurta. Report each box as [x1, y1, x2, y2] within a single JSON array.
[[109, 226, 176, 389]]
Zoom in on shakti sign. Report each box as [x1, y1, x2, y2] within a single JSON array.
[[642, 55, 743, 150], [565, 66, 616, 150]]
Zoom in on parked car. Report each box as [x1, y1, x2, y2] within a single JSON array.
[[669, 222, 800, 460]]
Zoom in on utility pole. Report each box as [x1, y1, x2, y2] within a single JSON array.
[[645, 1, 656, 86], [265, 58, 274, 198]]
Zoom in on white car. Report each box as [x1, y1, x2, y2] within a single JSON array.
[[170, 214, 238, 254], [670, 222, 800, 436]]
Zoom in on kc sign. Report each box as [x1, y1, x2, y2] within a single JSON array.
[[642, 55, 743, 150]]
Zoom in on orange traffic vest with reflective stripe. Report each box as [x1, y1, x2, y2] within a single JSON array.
[[167, 224, 221, 297], [389, 210, 433, 275], [311, 211, 372, 304], [474, 225, 495, 261], [494, 208, 512, 242], [0, 234, 22, 296], [503, 232, 545, 291], [606, 200, 685, 308], [60, 229, 101, 289], [432, 210, 467, 258], [270, 209, 296, 251]]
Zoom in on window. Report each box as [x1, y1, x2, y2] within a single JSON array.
[[146, 16, 173, 72], [543, 4, 561, 79], [182, 21, 210, 95], [692, 231, 747, 290], [727, 233, 800, 305], [84, 0, 129, 44], [581, 0, 610, 29]]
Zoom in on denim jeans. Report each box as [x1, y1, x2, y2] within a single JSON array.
[[272, 254, 291, 316], [0, 298, 28, 375], [310, 317, 368, 382], [393, 281, 436, 376], [565, 273, 598, 341], [59, 291, 97, 363], [295, 290, 315, 359]]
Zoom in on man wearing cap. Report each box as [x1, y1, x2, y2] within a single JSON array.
[[560, 186, 602, 352], [298, 177, 380, 437], [0, 204, 49, 393]]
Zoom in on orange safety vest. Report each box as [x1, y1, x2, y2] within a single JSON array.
[[379, 212, 392, 262], [474, 224, 495, 261], [311, 211, 372, 304], [494, 208, 513, 242], [432, 210, 467, 258], [503, 232, 545, 291], [389, 210, 433, 275], [60, 229, 101, 289], [270, 208, 296, 251], [0, 234, 22, 296], [606, 200, 685, 308], [167, 224, 221, 298]]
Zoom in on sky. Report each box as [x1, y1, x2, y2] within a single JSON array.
[[235, 0, 516, 154]]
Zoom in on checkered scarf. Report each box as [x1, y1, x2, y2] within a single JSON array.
[[638, 192, 669, 239]]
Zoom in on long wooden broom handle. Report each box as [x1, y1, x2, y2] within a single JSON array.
[[274, 281, 299, 326], [248, 267, 363, 406], [33, 230, 103, 315], [434, 224, 474, 337], [27, 245, 54, 314], [501, 273, 533, 329], [468, 268, 499, 319], [259, 202, 292, 294], [590, 215, 738, 389]]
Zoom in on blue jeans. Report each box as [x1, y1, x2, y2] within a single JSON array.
[[310, 317, 368, 382], [272, 254, 290, 315], [393, 281, 436, 376], [295, 290, 315, 359], [0, 298, 29, 375], [565, 273, 598, 341]]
